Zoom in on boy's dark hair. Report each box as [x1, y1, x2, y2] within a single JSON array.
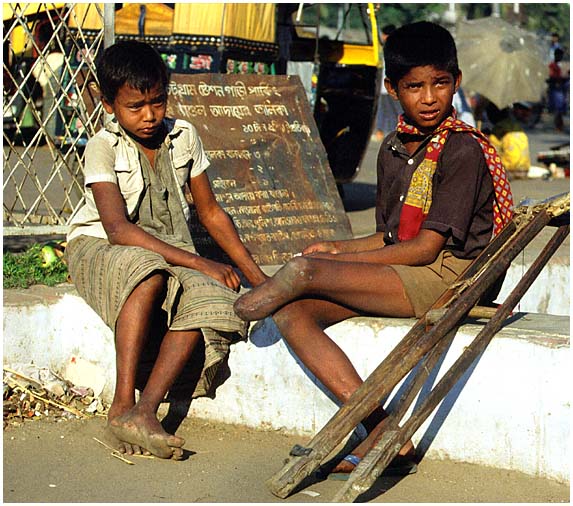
[[382, 24, 396, 36], [384, 21, 460, 87], [97, 40, 168, 104]]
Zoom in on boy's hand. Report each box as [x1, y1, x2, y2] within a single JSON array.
[[195, 258, 241, 291], [302, 241, 339, 256]]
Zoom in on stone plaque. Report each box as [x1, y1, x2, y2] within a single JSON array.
[[167, 73, 352, 266]]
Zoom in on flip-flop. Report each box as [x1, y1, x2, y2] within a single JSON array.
[[328, 454, 418, 481]]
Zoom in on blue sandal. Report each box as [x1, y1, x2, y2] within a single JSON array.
[[328, 454, 418, 481]]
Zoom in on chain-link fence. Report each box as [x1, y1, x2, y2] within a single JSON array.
[[3, 3, 106, 235]]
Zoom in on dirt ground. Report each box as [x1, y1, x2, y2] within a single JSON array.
[[3, 415, 569, 503]]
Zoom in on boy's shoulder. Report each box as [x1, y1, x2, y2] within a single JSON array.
[[440, 129, 487, 170], [165, 118, 206, 155], [86, 123, 120, 150], [445, 129, 483, 151], [380, 130, 399, 151]]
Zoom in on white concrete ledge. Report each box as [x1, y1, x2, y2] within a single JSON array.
[[496, 255, 569, 316], [3, 285, 570, 484]]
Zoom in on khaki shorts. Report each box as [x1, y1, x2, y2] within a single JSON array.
[[390, 250, 473, 318]]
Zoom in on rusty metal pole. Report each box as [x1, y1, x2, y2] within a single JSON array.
[[103, 4, 115, 48], [103, 3, 115, 128]]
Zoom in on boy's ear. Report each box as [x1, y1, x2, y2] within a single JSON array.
[[384, 77, 398, 100], [101, 97, 114, 114], [454, 71, 462, 94]]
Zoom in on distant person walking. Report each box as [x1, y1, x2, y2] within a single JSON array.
[[547, 47, 569, 131], [549, 32, 562, 62]]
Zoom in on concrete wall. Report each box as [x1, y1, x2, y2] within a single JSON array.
[[3, 285, 569, 484], [496, 256, 569, 316]]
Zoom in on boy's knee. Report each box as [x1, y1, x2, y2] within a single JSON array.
[[273, 304, 300, 330], [139, 271, 167, 295], [272, 299, 316, 331]]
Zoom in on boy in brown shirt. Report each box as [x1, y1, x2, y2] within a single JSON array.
[[234, 22, 513, 476]]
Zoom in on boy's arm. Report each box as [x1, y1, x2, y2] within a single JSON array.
[[189, 172, 268, 287], [91, 181, 244, 290], [302, 232, 387, 255], [325, 229, 446, 265]]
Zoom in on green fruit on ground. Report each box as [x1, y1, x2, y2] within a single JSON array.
[[41, 245, 59, 268]]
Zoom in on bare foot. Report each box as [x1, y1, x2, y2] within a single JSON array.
[[109, 407, 185, 460], [105, 403, 151, 456], [234, 260, 306, 321], [103, 425, 150, 456]]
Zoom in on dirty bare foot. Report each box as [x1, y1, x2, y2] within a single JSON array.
[[103, 426, 150, 457], [109, 407, 185, 460], [105, 403, 151, 456], [234, 260, 306, 321]]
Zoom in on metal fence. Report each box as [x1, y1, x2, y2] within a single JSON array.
[[3, 3, 106, 236]]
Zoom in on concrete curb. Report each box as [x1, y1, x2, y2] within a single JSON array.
[[3, 284, 570, 484]]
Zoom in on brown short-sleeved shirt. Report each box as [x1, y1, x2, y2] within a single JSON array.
[[375, 130, 494, 259]]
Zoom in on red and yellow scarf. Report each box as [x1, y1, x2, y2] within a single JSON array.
[[396, 112, 514, 242]]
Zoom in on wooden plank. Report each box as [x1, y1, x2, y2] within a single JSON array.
[[267, 195, 567, 499], [381, 327, 459, 426], [426, 306, 498, 324], [334, 223, 570, 502]]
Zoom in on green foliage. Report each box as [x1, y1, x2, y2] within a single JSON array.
[[301, 4, 369, 31], [3, 243, 68, 289], [376, 3, 447, 29], [522, 3, 570, 41], [376, 3, 570, 45]]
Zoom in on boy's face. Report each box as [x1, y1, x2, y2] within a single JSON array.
[[102, 83, 167, 142], [385, 65, 461, 134]]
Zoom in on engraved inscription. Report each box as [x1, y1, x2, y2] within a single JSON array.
[[167, 74, 351, 265]]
